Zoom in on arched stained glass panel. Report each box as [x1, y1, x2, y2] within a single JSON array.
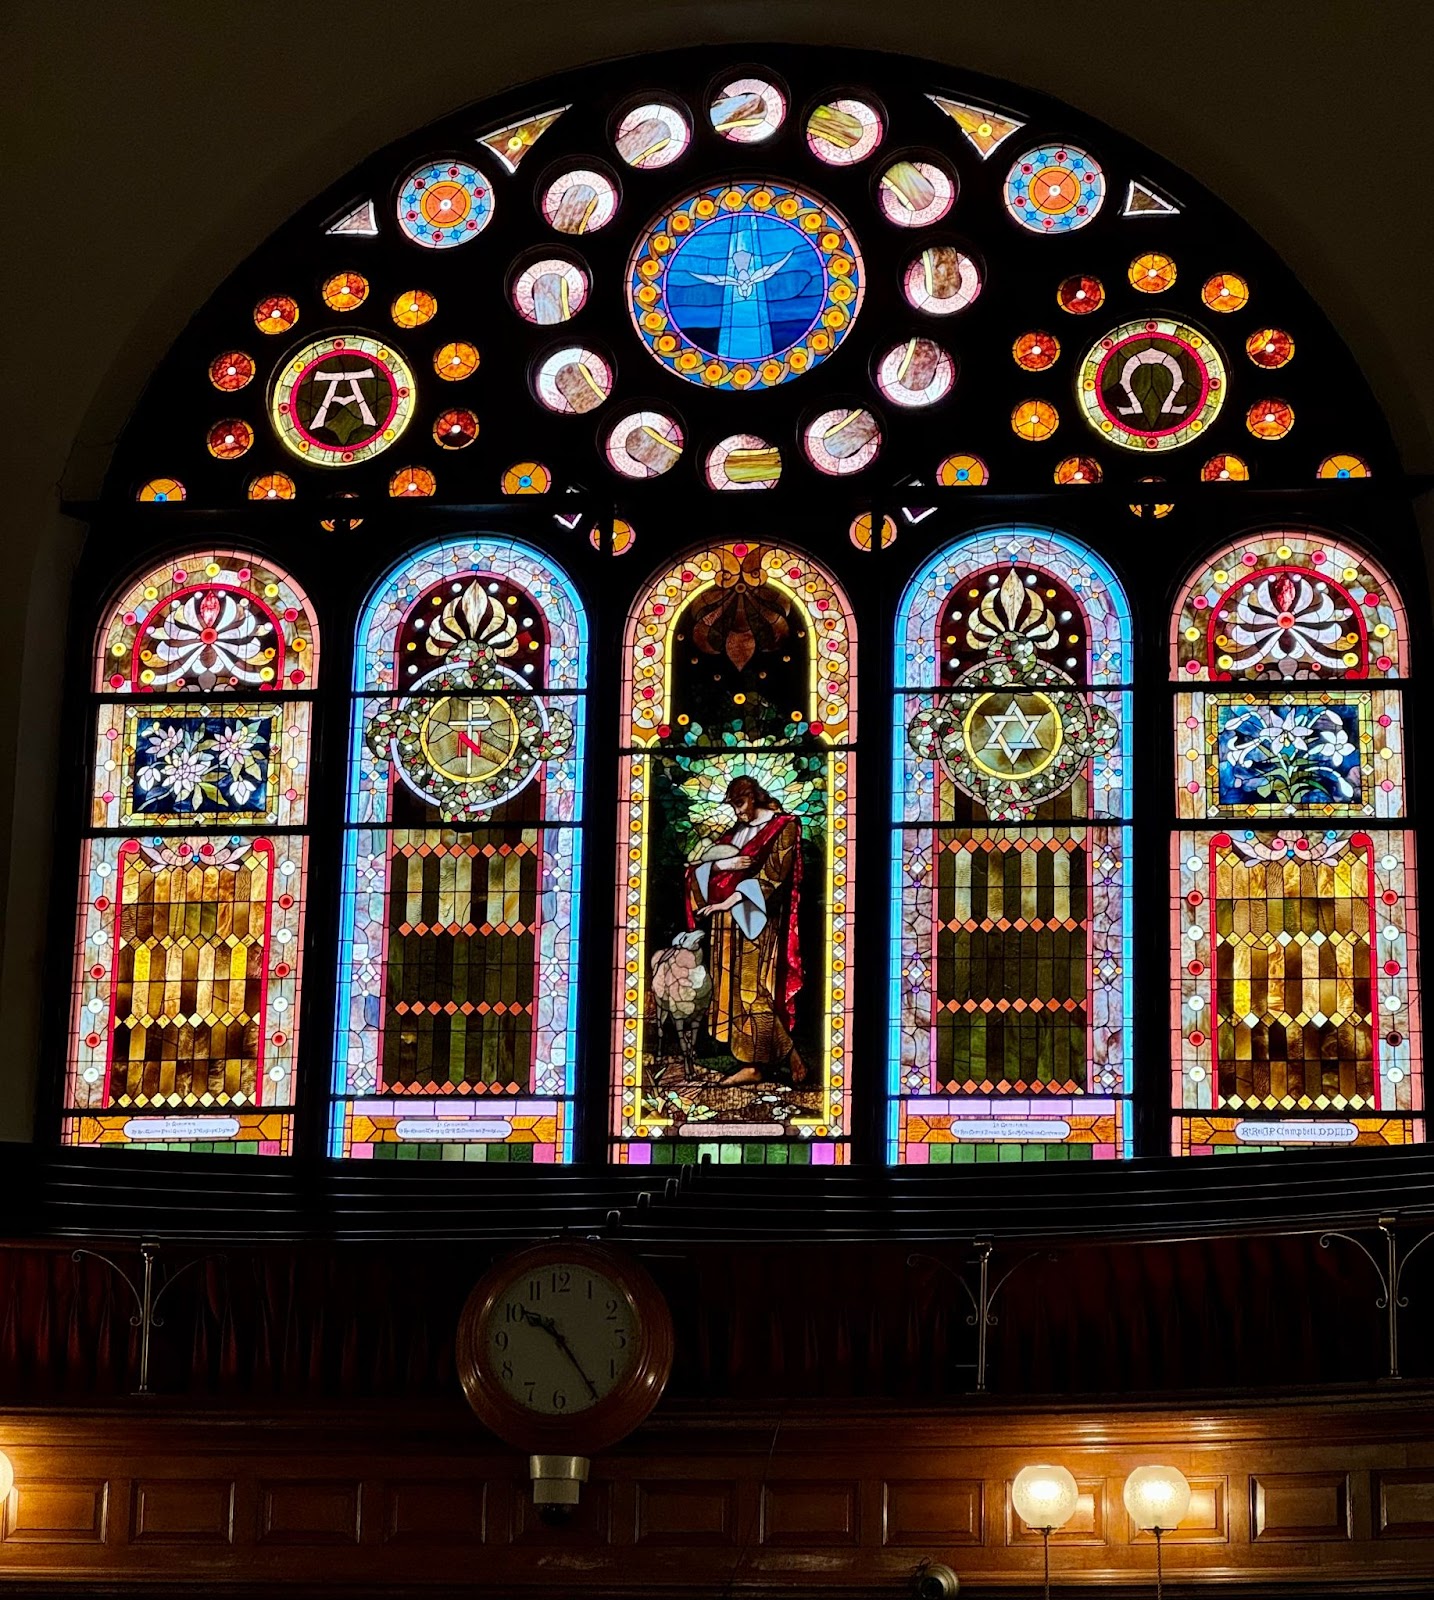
[[1170, 529, 1422, 1154], [891, 528, 1132, 1163], [67, 550, 319, 1153], [333, 538, 587, 1162], [612, 541, 855, 1166]]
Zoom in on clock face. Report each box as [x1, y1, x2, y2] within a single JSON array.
[[486, 1262, 640, 1415], [419, 693, 521, 782]]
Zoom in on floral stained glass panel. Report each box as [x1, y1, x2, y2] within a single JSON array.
[[612, 541, 855, 1166], [67, 551, 318, 1154], [333, 538, 587, 1162], [1169, 530, 1422, 1153], [891, 528, 1133, 1163]]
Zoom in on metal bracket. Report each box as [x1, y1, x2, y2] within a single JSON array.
[[72, 1240, 226, 1396], [1320, 1212, 1434, 1380], [908, 1242, 1050, 1392]]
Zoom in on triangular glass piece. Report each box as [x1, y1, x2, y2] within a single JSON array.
[[898, 478, 936, 524], [927, 95, 1023, 159], [479, 106, 569, 173], [326, 199, 379, 237], [1123, 179, 1180, 217]]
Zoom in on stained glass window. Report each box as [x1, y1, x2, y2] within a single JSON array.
[[612, 541, 855, 1166], [67, 551, 319, 1153], [333, 537, 587, 1162], [1170, 530, 1422, 1153], [891, 528, 1132, 1163]]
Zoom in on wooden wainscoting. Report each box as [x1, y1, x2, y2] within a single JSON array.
[[0, 1390, 1432, 1593]]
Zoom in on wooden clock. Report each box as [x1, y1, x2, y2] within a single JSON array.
[[455, 1241, 674, 1504]]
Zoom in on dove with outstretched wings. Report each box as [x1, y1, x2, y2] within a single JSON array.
[[687, 244, 795, 300]]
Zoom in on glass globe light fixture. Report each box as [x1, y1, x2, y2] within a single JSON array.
[[1012, 1463, 1079, 1600], [1122, 1464, 1191, 1531], [1012, 1464, 1079, 1530]]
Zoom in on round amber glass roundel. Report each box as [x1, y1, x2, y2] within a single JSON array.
[[270, 333, 416, 466], [209, 351, 255, 391], [937, 453, 987, 486], [1011, 399, 1059, 442], [1246, 327, 1295, 368], [1246, 398, 1294, 439], [903, 246, 980, 314], [849, 512, 897, 549], [503, 461, 551, 494], [397, 159, 494, 248], [1013, 331, 1060, 371], [389, 465, 436, 497], [1130, 252, 1177, 293], [322, 271, 369, 312], [878, 159, 955, 226], [807, 99, 883, 164], [1201, 453, 1249, 481], [1005, 145, 1105, 233], [391, 290, 437, 329], [541, 168, 619, 236], [709, 77, 786, 142], [434, 408, 479, 449], [804, 407, 881, 474], [626, 181, 863, 392], [1057, 274, 1104, 315], [1129, 476, 1172, 517], [614, 101, 691, 169], [435, 341, 480, 380], [137, 477, 185, 502], [512, 257, 590, 324], [1078, 318, 1226, 451], [1202, 272, 1249, 312], [248, 472, 296, 499], [206, 419, 254, 460], [1054, 455, 1101, 484], [1318, 453, 1371, 479], [254, 295, 299, 335]]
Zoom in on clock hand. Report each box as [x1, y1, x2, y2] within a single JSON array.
[[521, 1308, 601, 1401]]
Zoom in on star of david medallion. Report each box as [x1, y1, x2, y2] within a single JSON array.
[[271, 334, 416, 465], [627, 180, 863, 391], [908, 569, 1116, 821], [366, 641, 574, 821], [963, 690, 1064, 779], [1078, 318, 1226, 452]]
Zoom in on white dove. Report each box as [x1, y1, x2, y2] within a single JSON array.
[[688, 242, 794, 300]]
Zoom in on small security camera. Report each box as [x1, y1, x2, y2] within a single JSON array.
[[913, 1560, 960, 1600]]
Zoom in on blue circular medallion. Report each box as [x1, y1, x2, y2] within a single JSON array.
[[627, 182, 863, 390]]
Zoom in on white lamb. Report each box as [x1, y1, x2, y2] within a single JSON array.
[[650, 929, 713, 1073]]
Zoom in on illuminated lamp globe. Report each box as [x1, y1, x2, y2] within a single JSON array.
[[0, 1450, 13, 1501], [1123, 1465, 1191, 1531], [1012, 1464, 1080, 1530]]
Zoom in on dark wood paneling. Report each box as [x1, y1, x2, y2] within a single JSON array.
[[882, 1479, 983, 1546], [1, 1479, 108, 1543], [1006, 1477, 1106, 1546], [383, 1479, 485, 1545], [761, 1481, 858, 1546], [1251, 1472, 1351, 1541], [635, 1481, 737, 1546], [131, 1477, 235, 1544], [258, 1480, 362, 1545], [1375, 1469, 1434, 1538]]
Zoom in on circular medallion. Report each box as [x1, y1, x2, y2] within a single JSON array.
[[876, 337, 955, 408], [605, 411, 684, 478], [903, 246, 981, 314], [270, 334, 416, 465], [614, 101, 690, 168], [1004, 145, 1105, 233], [963, 690, 1064, 779], [534, 345, 613, 414], [541, 168, 619, 235], [709, 77, 785, 142], [513, 257, 590, 324], [627, 182, 862, 392], [421, 693, 521, 783], [705, 434, 781, 490], [804, 407, 881, 475], [1078, 318, 1226, 452], [397, 159, 494, 248], [877, 159, 955, 226], [806, 98, 882, 164]]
